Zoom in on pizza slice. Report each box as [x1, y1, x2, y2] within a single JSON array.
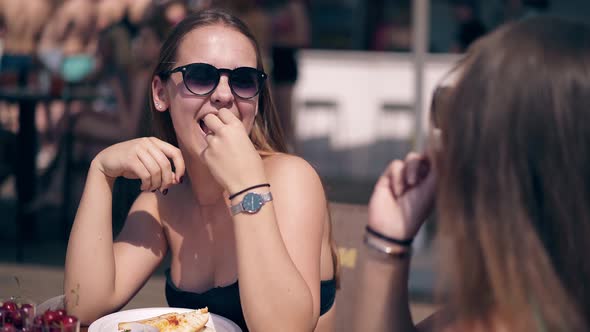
[[118, 308, 212, 332]]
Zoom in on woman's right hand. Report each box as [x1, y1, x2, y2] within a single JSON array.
[[368, 152, 437, 241], [92, 137, 186, 192]]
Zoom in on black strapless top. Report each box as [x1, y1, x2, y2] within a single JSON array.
[[165, 269, 336, 331]]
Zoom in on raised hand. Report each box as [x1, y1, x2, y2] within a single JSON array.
[[368, 152, 437, 241], [93, 137, 186, 192], [200, 109, 268, 194]]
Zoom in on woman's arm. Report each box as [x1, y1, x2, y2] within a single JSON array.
[[232, 155, 324, 332], [353, 153, 436, 332], [64, 138, 185, 324], [354, 247, 416, 332], [200, 110, 324, 331]]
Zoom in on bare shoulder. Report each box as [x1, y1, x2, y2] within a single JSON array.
[[263, 153, 322, 185], [262, 153, 326, 216]]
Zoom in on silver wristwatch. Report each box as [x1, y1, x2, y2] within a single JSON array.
[[230, 191, 273, 216]]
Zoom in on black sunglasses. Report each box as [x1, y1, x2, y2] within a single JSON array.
[[160, 63, 267, 99]]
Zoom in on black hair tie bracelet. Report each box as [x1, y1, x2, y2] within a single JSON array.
[[365, 225, 414, 247], [228, 183, 271, 200]]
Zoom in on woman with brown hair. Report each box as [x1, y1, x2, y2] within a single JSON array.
[[64, 9, 337, 332], [356, 16, 590, 332]]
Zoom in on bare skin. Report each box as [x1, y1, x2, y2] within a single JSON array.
[[354, 153, 437, 332], [97, 0, 126, 31], [40, 0, 99, 56], [125, 0, 152, 25], [0, 0, 54, 55]]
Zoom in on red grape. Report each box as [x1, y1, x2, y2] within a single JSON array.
[[60, 315, 78, 332], [0, 303, 17, 313], [32, 316, 43, 326], [42, 311, 58, 325], [8, 311, 22, 328], [54, 311, 66, 320], [0, 323, 15, 332], [59, 316, 76, 326], [20, 304, 35, 319], [31, 316, 44, 332]]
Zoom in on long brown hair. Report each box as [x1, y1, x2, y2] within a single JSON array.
[[148, 9, 287, 153], [435, 17, 590, 331]]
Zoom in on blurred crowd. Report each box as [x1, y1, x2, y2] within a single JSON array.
[[372, 0, 550, 52], [0, 0, 309, 208]]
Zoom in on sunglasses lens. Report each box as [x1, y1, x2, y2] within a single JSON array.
[[231, 68, 262, 98], [184, 64, 218, 95]]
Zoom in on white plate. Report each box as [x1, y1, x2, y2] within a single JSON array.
[[88, 307, 241, 332]]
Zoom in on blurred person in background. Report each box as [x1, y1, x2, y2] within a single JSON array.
[[39, 0, 100, 85], [97, 0, 126, 31], [370, 1, 413, 52], [162, 0, 190, 27], [216, 0, 271, 69], [33, 1, 171, 220], [67, 23, 133, 162], [123, 0, 154, 37], [0, 0, 54, 87], [31, 0, 132, 208], [355, 16, 590, 332], [0, 0, 56, 187], [449, 0, 487, 53], [35, 0, 101, 164], [128, 3, 176, 138], [64, 10, 338, 332], [95, 0, 132, 77], [270, 0, 310, 152], [188, 0, 213, 12]]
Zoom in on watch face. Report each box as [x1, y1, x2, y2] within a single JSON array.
[[241, 192, 264, 213]]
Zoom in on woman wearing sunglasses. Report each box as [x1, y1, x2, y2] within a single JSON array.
[[355, 17, 590, 332], [64, 9, 338, 332]]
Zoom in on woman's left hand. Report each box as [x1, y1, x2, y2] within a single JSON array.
[[201, 109, 268, 194], [368, 153, 437, 241]]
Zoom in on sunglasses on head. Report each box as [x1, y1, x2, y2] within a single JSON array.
[[160, 62, 267, 99]]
